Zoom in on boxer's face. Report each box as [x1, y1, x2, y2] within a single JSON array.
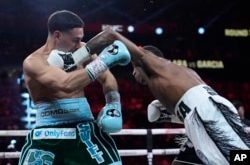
[[56, 27, 84, 52], [238, 106, 245, 119]]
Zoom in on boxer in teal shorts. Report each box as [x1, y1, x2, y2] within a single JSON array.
[[19, 10, 130, 165]]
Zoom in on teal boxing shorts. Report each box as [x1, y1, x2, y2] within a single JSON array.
[[18, 97, 122, 165]]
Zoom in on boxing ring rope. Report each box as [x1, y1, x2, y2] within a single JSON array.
[[0, 149, 180, 159], [0, 128, 186, 136], [0, 128, 185, 160], [1, 128, 249, 160]]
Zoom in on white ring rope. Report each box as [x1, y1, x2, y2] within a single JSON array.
[[0, 149, 180, 159], [0, 128, 186, 137], [1, 127, 249, 136], [0, 128, 249, 159]]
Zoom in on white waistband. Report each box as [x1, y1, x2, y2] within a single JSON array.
[[174, 84, 217, 120]]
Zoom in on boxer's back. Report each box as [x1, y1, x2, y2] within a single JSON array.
[[146, 57, 205, 111]]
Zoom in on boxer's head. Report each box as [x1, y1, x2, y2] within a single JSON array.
[[132, 45, 164, 85], [143, 45, 164, 58], [47, 10, 84, 52]]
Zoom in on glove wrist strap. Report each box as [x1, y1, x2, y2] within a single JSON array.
[[85, 57, 108, 80]]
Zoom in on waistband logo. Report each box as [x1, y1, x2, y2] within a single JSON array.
[[33, 128, 76, 139], [40, 109, 80, 117], [34, 130, 42, 137]]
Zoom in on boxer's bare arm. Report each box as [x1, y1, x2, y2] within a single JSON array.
[[23, 57, 92, 92], [97, 70, 118, 93], [86, 28, 118, 54], [87, 29, 164, 76], [109, 31, 167, 76], [87, 28, 145, 63], [138, 48, 170, 76]]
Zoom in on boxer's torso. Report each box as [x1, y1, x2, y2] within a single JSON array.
[[23, 45, 85, 103]]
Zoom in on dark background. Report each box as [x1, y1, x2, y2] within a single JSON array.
[[0, 0, 250, 81]]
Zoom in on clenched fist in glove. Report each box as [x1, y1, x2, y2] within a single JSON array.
[[97, 91, 122, 133], [147, 100, 183, 124], [86, 40, 131, 80]]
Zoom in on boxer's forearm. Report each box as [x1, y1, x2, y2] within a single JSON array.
[[97, 70, 118, 94], [86, 28, 117, 54], [111, 31, 145, 66]]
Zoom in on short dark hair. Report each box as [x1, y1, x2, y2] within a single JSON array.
[[47, 10, 84, 33], [143, 45, 164, 57]]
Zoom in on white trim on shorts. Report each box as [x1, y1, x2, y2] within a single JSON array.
[[174, 84, 250, 165]]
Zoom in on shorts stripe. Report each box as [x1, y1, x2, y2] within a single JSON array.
[[98, 126, 120, 161], [18, 130, 33, 165], [210, 97, 250, 148], [194, 109, 229, 162], [90, 122, 115, 162]]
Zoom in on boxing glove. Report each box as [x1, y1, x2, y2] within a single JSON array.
[[85, 40, 131, 80], [97, 91, 122, 133], [47, 46, 90, 72], [99, 40, 131, 67], [147, 100, 183, 124]]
